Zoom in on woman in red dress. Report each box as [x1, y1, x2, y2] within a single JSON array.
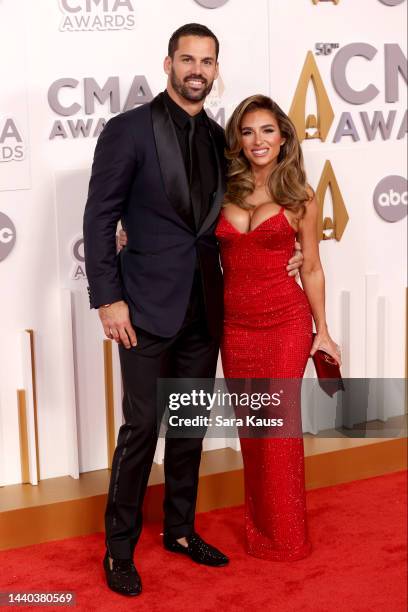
[[117, 94, 340, 562], [215, 95, 340, 561]]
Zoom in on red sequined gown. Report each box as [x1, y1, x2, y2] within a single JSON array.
[[215, 206, 313, 561]]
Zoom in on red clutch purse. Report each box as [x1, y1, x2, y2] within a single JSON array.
[[311, 334, 344, 397]]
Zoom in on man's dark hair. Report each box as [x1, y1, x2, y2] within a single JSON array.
[[168, 23, 219, 60]]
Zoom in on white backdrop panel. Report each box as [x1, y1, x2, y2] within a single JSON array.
[[0, 0, 406, 484]]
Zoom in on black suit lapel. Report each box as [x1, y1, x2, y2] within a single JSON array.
[[151, 93, 195, 231], [198, 122, 226, 236]]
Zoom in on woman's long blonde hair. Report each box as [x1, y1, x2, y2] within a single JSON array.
[[224, 95, 311, 217]]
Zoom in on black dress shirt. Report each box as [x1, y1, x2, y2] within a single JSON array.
[[162, 90, 219, 325], [163, 90, 217, 229]]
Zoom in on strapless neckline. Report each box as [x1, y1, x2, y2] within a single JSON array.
[[220, 207, 296, 236]]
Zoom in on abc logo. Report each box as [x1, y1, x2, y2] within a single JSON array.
[[194, 0, 230, 7], [378, 0, 406, 6], [0, 212, 16, 262], [373, 176, 408, 222]]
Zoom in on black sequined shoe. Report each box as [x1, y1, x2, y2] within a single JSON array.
[[103, 551, 142, 596], [163, 532, 229, 567]]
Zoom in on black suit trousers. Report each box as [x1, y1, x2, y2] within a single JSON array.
[[104, 275, 220, 559]]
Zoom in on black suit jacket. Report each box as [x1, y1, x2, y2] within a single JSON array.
[[83, 92, 226, 338]]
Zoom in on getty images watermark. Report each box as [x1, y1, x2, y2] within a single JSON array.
[[154, 378, 407, 439], [167, 387, 284, 430], [158, 379, 303, 439]]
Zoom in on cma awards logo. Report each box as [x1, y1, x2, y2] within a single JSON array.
[[0, 116, 26, 163], [289, 44, 407, 144], [0, 212, 16, 262], [373, 176, 407, 222], [58, 0, 136, 32], [47, 75, 226, 139], [71, 235, 86, 280], [47, 76, 153, 139]]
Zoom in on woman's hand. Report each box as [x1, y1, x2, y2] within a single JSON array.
[[310, 330, 342, 366], [116, 228, 128, 252]]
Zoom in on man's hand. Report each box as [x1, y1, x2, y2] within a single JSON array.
[[116, 229, 128, 252], [286, 240, 303, 278], [98, 300, 137, 349]]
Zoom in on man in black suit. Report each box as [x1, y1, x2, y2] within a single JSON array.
[[84, 23, 302, 597]]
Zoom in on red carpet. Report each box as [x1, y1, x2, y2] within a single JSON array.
[[1, 471, 407, 611]]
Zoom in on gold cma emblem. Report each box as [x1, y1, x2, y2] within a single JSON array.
[[312, 0, 340, 4], [289, 51, 335, 143], [316, 161, 349, 241]]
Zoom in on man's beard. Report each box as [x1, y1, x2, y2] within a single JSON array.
[[170, 68, 214, 102]]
